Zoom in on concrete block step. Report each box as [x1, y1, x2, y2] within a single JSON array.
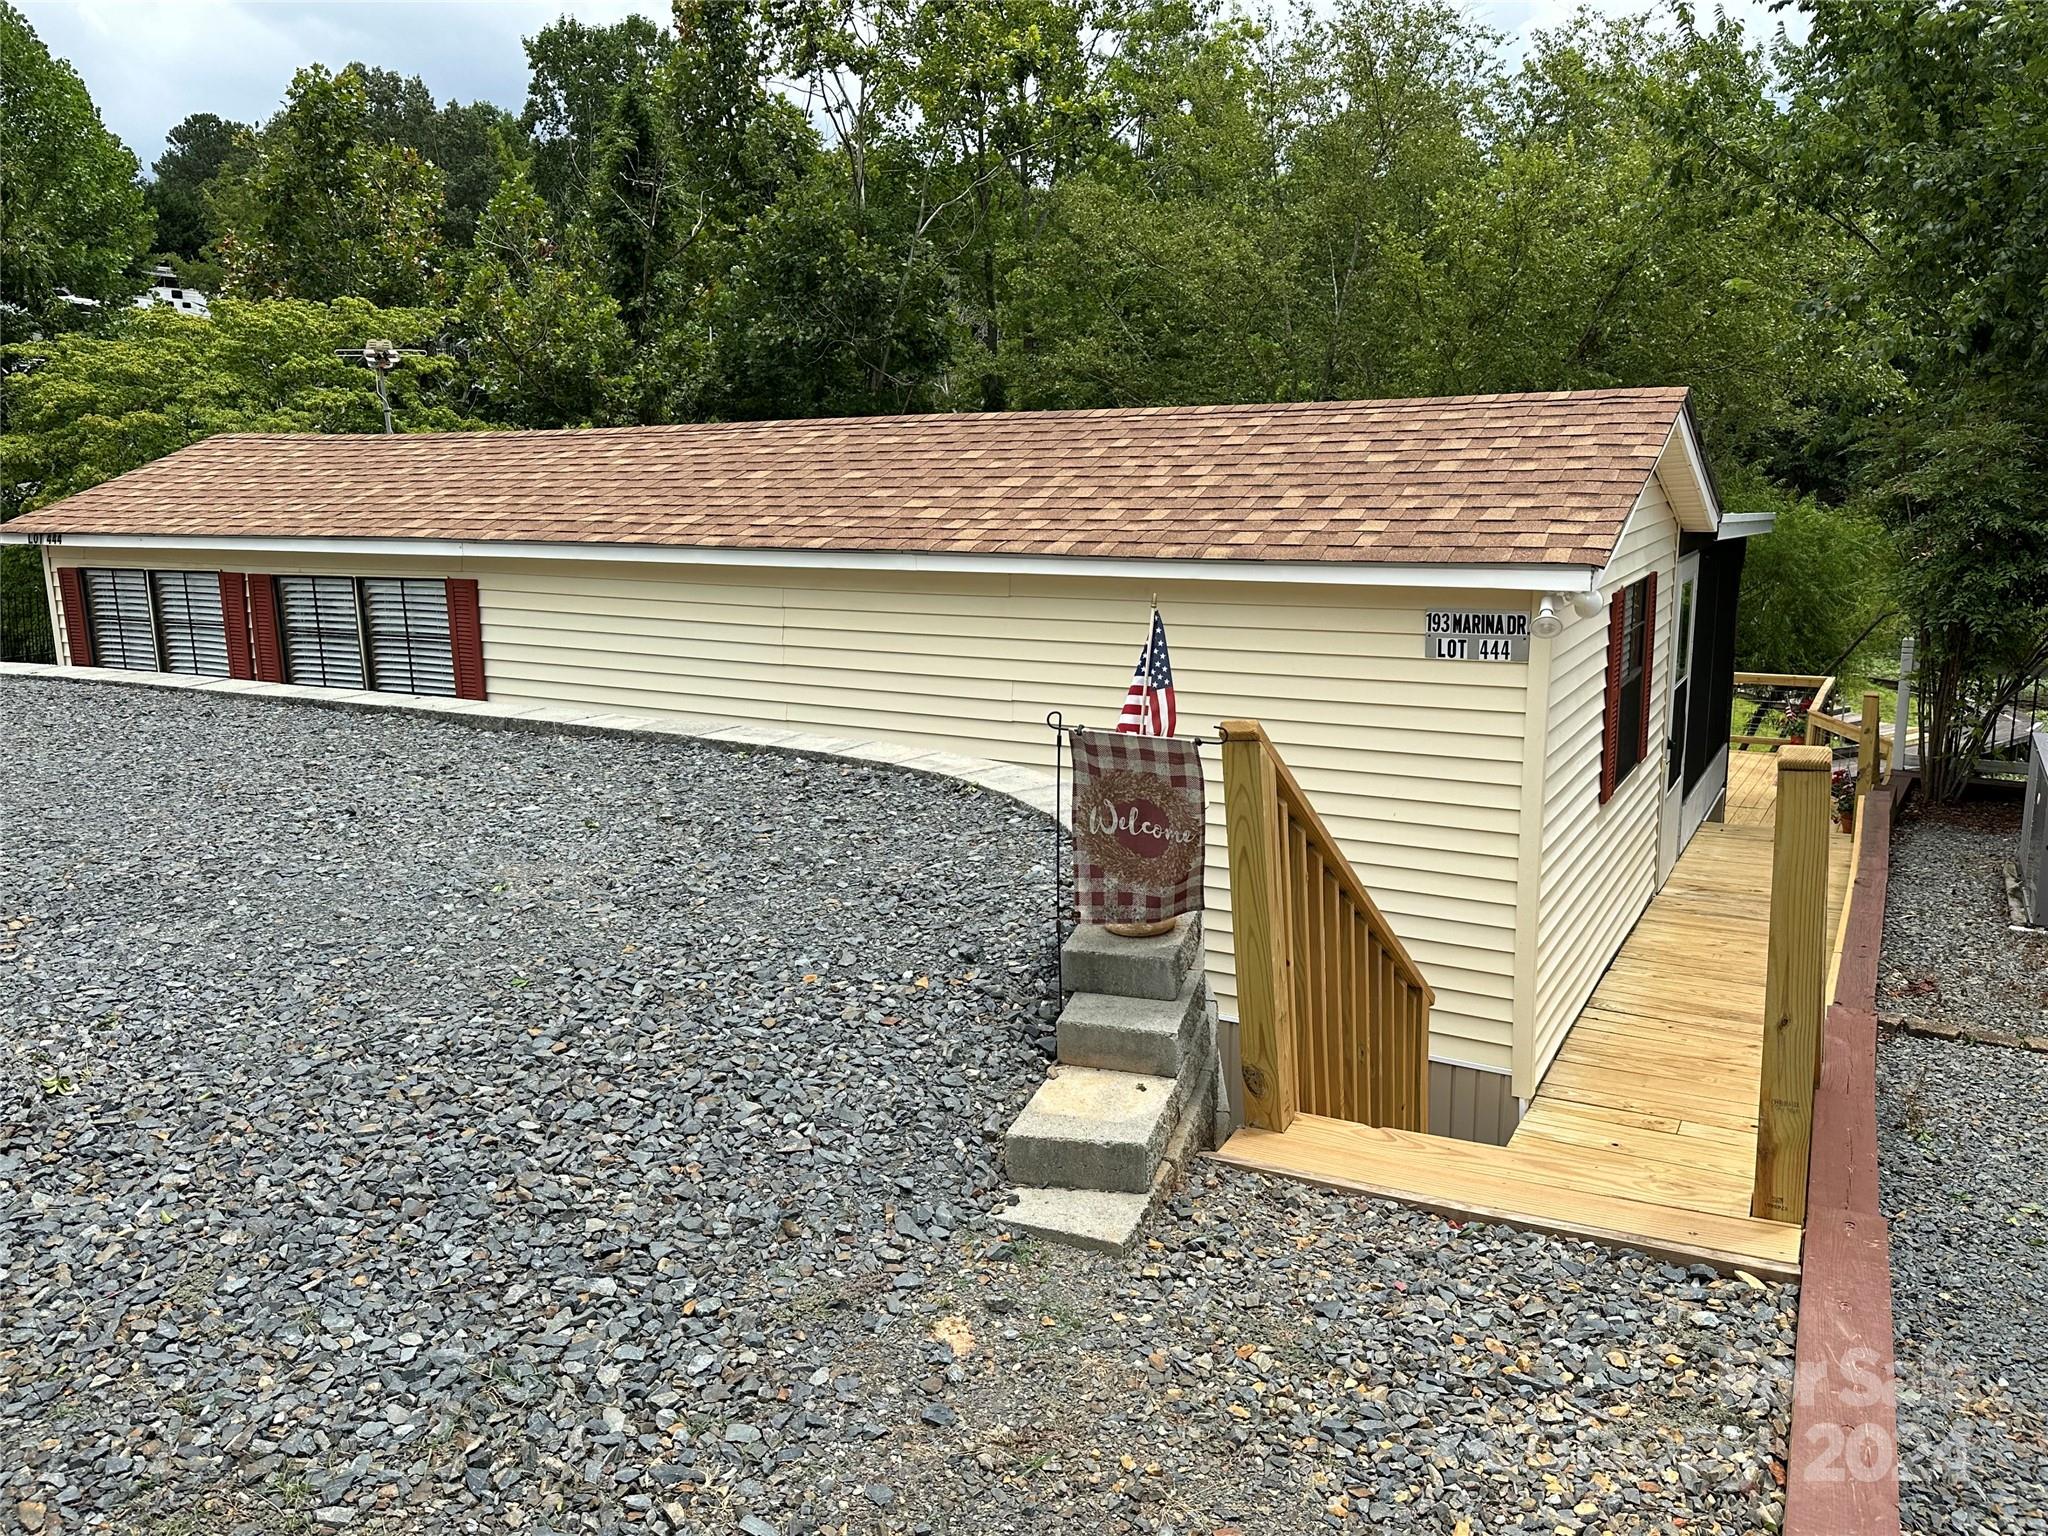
[[1005, 1065, 1184, 1194], [1056, 973, 1209, 1078], [1060, 914, 1203, 1001], [1000, 1187, 1152, 1255]]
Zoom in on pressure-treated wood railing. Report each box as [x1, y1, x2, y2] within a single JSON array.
[[1751, 746, 1833, 1224], [1219, 720, 1433, 1135], [1800, 688, 1890, 795], [1734, 673, 1890, 796], [1732, 670, 1836, 749]]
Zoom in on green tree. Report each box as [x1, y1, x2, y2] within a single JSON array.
[[647, 157, 956, 419], [210, 64, 446, 304], [522, 14, 670, 212], [456, 163, 629, 426], [1, 298, 478, 511], [996, 0, 1296, 406], [1785, 0, 2048, 796], [0, 1, 152, 341], [1733, 484, 1895, 678], [584, 1, 813, 372], [907, 0, 1115, 408], [144, 111, 251, 261], [1867, 408, 2048, 799], [351, 64, 520, 246], [583, 72, 687, 339]]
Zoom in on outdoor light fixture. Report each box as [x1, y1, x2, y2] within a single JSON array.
[[1531, 592, 1566, 639], [1572, 588, 1607, 620]]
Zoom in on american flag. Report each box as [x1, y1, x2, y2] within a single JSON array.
[[1116, 608, 1177, 736]]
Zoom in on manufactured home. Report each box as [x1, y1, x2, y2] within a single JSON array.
[[1, 388, 1763, 1144]]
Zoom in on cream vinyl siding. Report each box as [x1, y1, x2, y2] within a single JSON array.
[[47, 546, 1536, 1070], [1527, 481, 1679, 1091], [476, 563, 1533, 1071]]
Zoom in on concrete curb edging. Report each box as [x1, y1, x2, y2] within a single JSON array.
[[1877, 1011, 2048, 1055], [1783, 777, 1904, 1536], [0, 662, 1062, 824]]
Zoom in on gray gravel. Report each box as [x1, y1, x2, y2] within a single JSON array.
[[2, 679, 1800, 1535], [1878, 1033, 2048, 1535], [1877, 806, 2048, 1535], [1879, 804, 2048, 1035], [870, 1168, 1800, 1536]]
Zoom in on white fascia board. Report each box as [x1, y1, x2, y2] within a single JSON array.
[[1652, 411, 1722, 534], [0, 531, 1602, 593], [1715, 510, 1777, 541]]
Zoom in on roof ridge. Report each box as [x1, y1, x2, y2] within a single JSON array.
[[181, 387, 1690, 447]]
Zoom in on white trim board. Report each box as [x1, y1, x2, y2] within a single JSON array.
[[0, 531, 1608, 593], [1653, 410, 1723, 535]]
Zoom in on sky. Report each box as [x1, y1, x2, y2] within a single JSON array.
[[22, 0, 1809, 171]]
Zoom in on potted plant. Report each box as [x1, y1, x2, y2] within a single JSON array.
[[1831, 767, 1856, 831]]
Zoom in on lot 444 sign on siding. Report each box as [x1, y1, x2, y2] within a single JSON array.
[[1425, 609, 1529, 662]]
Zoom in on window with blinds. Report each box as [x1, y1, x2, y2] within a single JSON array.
[[275, 575, 458, 696], [83, 569, 156, 670], [278, 576, 367, 690], [361, 578, 456, 697], [150, 571, 229, 677], [79, 568, 234, 677]]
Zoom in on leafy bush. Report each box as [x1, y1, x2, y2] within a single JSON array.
[[1734, 481, 1894, 677]]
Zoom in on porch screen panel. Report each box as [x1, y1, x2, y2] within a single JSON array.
[[277, 576, 366, 689], [361, 578, 456, 696], [83, 569, 156, 670], [150, 570, 230, 677]]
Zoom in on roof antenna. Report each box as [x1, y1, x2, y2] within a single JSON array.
[[334, 338, 424, 434]]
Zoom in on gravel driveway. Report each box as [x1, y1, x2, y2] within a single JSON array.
[[1877, 804, 2048, 1535], [2, 679, 1799, 1536]]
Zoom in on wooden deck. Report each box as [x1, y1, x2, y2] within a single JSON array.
[[1215, 778, 1855, 1278], [1724, 747, 1786, 827]]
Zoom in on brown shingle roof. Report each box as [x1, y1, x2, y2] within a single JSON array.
[[9, 388, 1692, 567]]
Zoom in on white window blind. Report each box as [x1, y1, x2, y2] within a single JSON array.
[[150, 571, 229, 677], [83, 569, 156, 670], [361, 578, 456, 697], [278, 576, 367, 690]]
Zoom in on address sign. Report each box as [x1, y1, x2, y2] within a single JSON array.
[[1425, 609, 1529, 663]]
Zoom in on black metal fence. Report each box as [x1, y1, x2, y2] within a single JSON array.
[[0, 545, 55, 663]]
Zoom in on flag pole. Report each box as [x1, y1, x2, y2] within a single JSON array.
[[1046, 709, 1066, 962]]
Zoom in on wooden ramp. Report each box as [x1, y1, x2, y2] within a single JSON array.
[[1215, 804, 1855, 1280]]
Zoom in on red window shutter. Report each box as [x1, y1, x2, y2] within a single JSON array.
[[1599, 588, 1625, 805], [247, 576, 286, 682], [1637, 569, 1658, 768], [55, 567, 93, 667], [446, 577, 486, 699], [218, 572, 254, 680]]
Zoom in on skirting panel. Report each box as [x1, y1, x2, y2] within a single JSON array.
[[1429, 1060, 1521, 1146], [1211, 1023, 1518, 1146]]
